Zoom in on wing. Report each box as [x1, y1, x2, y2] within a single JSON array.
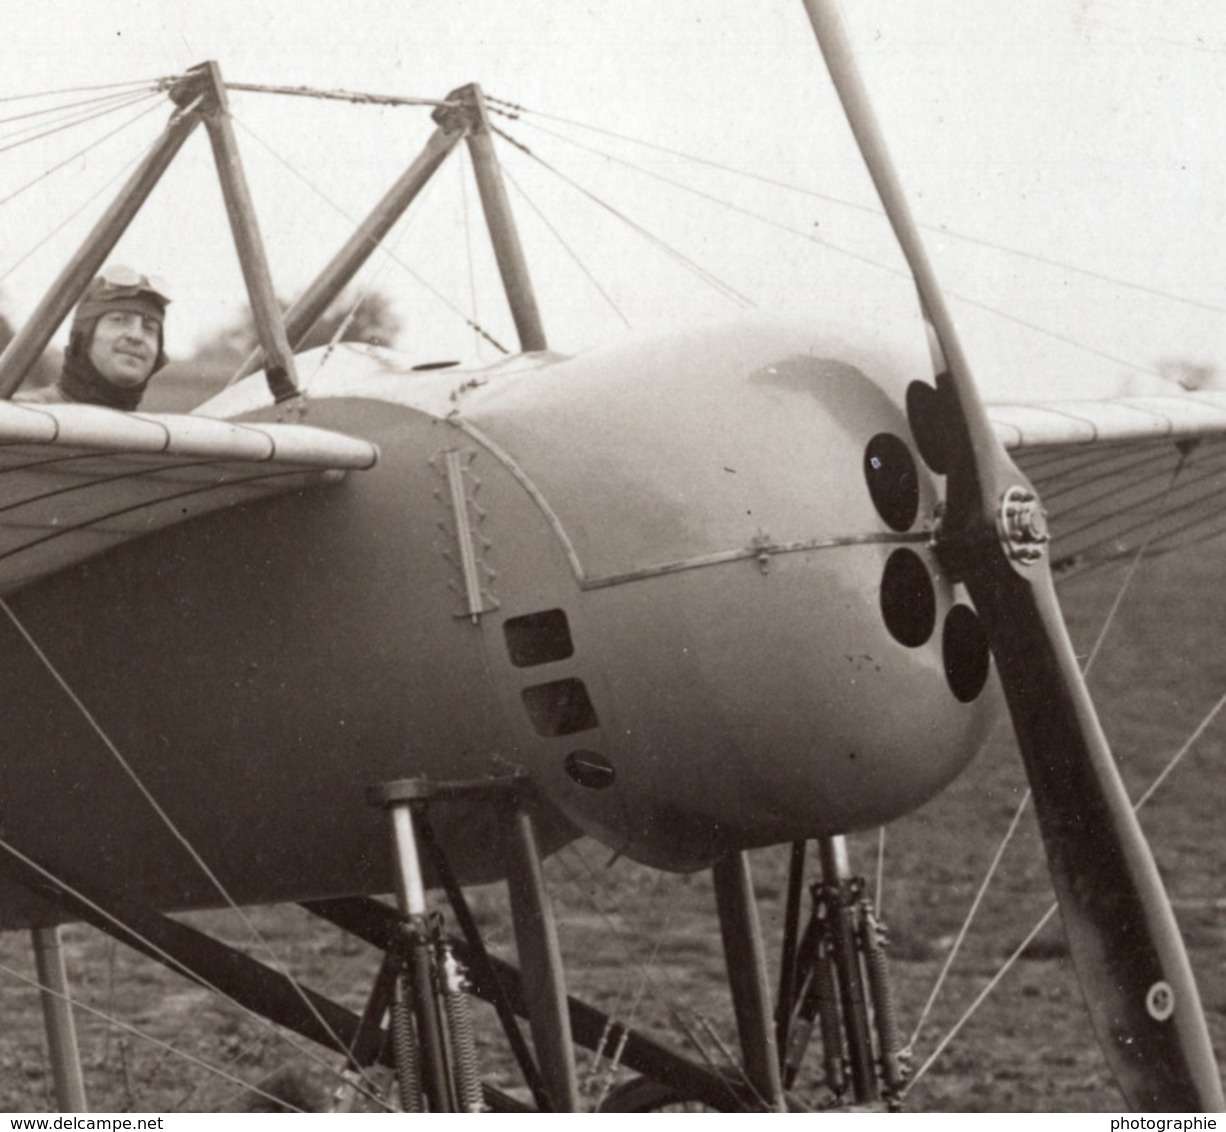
[[0, 401, 377, 594], [988, 391, 1226, 578]]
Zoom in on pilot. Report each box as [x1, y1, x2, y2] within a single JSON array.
[[15, 265, 170, 410]]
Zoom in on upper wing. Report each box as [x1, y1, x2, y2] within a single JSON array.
[[988, 391, 1226, 578], [0, 400, 377, 594]]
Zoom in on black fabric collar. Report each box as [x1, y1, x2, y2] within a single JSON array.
[[57, 349, 150, 411]]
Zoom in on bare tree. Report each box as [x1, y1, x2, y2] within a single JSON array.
[[189, 290, 403, 374]]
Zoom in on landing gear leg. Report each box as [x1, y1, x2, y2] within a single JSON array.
[[374, 785, 483, 1112], [31, 925, 87, 1113], [713, 851, 787, 1112], [500, 798, 581, 1112], [777, 835, 907, 1109], [370, 776, 580, 1112]]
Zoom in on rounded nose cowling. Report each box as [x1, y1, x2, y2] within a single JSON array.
[[463, 320, 1000, 872]]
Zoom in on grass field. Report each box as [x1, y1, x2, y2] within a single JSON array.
[[0, 544, 1223, 1112]]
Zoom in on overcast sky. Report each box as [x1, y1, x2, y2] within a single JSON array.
[[1, 0, 1223, 400]]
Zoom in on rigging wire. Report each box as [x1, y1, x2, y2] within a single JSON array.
[[492, 96, 1226, 320], [0, 93, 168, 218], [0, 86, 164, 133], [232, 115, 509, 356], [0, 596, 383, 1100], [498, 161, 631, 329], [580, 868, 670, 1106], [0, 89, 160, 161], [491, 124, 754, 309], [0, 78, 180, 105], [0, 835, 391, 1111], [903, 453, 1193, 1080], [0, 953, 307, 1112], [551, 843, 757, 1109], [904, 680, 1226, 1095], [299, 176, 421, 396], [0, 144, 146, 288], [500, 111, 1180, 385]]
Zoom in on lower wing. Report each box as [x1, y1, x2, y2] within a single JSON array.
[[0, 400, 377, 594], [989, 391, 1226, 577]]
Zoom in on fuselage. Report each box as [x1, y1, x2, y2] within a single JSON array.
[[0, 316, 999, 926]]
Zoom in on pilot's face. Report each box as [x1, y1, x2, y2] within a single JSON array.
[[89, 310, 160, 387]]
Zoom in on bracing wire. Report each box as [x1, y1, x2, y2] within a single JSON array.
[[0, 836, 392, 1111], [490, 124, 755, 309], [498, 161, 631, 328], [903, 455, 1193, 1078], [499, 111, 1179, 385], [232, 115, 509, 355], [580, 871, 669, 1106], [0, 597, 384, 1100], [0, 89, 160, 160], [0, 955, 308, 1112], [551, 844, 751, 1108], [299, 181, 421, 396], [493, 97, 1226, 320], [904, 682, 1226, 1095], [0, 78, 179, 106], [0, 94, 168, 217], [0, 86, 162, 134]]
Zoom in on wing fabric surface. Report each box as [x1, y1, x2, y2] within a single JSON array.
[[989, 392, 1226, 577], [0, 401, 377, 594]]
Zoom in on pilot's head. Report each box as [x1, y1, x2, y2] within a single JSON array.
[[69, 266, 171, 391]]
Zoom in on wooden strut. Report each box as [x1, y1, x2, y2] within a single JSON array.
[[235, 115, 468, 380], [0, 60, 305, 404], [452, 83, 548, 353], [195, 62, 301, 403], [30, 926, 88, 1113], [774, 840, 809, 1064], [0, 843, 547, 1112], [497, 795, 580, 1111], [713, 851, 788, 1112], [0, 67, 543, 407]]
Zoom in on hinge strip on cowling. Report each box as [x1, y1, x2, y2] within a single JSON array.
[[433, 447, 498, 622]]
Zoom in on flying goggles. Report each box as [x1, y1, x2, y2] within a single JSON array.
[[94, 264, 172, 304]]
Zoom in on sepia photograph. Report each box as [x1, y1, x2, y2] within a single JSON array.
[[0, 0, 1221, 1115]]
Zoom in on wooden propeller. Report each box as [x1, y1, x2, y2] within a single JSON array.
[[800, 0, 1224, 1110]]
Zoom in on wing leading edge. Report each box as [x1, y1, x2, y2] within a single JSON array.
[[0, 401, 378, 594], [988, 391, 1226, 577]]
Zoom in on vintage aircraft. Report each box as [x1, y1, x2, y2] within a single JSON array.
[[0, 0, 1221, 1113]]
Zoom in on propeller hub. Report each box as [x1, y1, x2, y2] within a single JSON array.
[[998, 485, 1049, 566]]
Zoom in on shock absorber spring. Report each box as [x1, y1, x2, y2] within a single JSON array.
[[439, 945, 483, 1112], [813, 935, 848, 1099], [860, 907, 907, 1100], [391, 974, 424, 1113]]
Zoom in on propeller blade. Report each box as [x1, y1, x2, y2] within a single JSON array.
[[800, 0, 1223, 1110]]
